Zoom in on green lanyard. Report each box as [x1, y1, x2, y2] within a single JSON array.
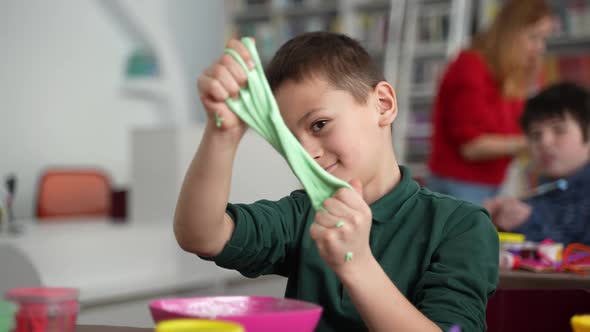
[[224, 37, 350, 211]]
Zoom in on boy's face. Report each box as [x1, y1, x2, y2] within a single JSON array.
[[274, 77, 394, 185], [527, 113, 590, 178]]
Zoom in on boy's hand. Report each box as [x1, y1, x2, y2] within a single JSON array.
[[310, 180, 374, 276], [197, 39, 255, 134], [484, 197, 531, 231]]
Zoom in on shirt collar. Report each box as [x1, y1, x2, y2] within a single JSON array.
[[566, 162, 590, 186], [540, 162, 590, 187], [370, 166, 420, 223]]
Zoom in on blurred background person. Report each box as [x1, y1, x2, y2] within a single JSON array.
[[427, 0, 555, 204], [485, 83, 590, 245]]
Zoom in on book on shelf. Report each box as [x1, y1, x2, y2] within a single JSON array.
[[556, 0, 590, 38], [413, 58, 446, 87], [231, 0, 337, 12], [405, 109, 432, 171], [406, 137, 431, 163], [539, 54, 590, 89], [229, 0, 344, 62], [357, 12, 389, 54], [231, 16, 340, 61], [417, 11, 449, 43], [409, 108, 432, 129]]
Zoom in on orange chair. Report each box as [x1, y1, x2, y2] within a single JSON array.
[[36, 168, 112, 220]]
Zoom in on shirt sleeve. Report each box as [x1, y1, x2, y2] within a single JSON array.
[[513, 197, 552, 242], [414, 208, 499, 332], [443, 55, 499, 145], [201, 190, 310, 278]]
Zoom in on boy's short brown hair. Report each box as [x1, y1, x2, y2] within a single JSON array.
[[521, 82, 590, 141], [265, 32, 385, 104]]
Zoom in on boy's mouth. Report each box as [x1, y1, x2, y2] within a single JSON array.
[[323, 162, 338, 173], [541, 154, 556, 167]]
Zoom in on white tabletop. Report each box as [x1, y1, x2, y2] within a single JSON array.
[[0, 219, 240, 305]]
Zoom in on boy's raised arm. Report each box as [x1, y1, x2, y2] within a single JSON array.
[[174, 40, 255, 257]]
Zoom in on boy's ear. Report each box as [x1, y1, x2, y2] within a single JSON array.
[[374, 81, 397, 127]]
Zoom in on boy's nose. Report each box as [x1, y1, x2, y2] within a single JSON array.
[[299, 136, 323, 160], [539, 132, 555, 148]]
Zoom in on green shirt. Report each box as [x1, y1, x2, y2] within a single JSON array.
[[207, 166, 499, 331]]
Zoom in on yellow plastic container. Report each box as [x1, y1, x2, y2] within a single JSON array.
[[155, 319, 244, 332], [498, 232, 525, 243], [571, 315, 590, 332]]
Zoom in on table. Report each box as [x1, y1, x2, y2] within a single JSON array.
[[499, 270, 590, 289], [76, 326, 151, 332], [0, 219, 240, 306], [1, 219, 286, 327]]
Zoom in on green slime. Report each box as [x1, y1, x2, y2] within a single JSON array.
[[224, 37, 351, 211]]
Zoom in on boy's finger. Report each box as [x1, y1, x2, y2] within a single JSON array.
[[226, 39, 255, 69], [309, 222, 328, 242], [208, 64, 241, 98], [220, 53, 248, 87], [314, 210, 343, 228], [198, 75, 229, 101], [482, 200, 497, 212], [322, 196, 354, 219], [333, 187, 366, 212], [200, 97, 231, 119], [349, 179, 363, 195]]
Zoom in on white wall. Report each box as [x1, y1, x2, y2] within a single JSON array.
[[0, 0, 226, 218], [130, 126, 301, 222]]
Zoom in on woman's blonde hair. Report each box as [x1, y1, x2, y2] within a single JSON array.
[[471, 0, 552, 98]]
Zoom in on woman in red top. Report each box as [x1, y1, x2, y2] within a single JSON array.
[[428, 0, 554, 204]]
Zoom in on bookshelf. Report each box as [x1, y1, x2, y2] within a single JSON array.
[[225, 0, 396, 69], [542, 0, 590, 90], [228, 0, 339, 63], [390, 0, 473, 181], [225, 0, 472, 182]]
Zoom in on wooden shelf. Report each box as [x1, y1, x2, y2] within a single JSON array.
[[234, 2, 339, 22], [414, 42, 447, 57], [355, 1, 390, 12], [283, 3, 339, 17], [234, 4, 272, 22], [547, 36, 590, 54], [422, 0, 452, 5], [410, 83, 435, 100], [407, 123, 432, 138], [411, 94, 435, 106]]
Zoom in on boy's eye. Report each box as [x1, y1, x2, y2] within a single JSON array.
[[529, 130, 542, 142], [553, 124, 567, 135], [311, 120, 328, 133]]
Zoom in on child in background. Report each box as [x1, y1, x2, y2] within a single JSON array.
[[485, 83, 590, 245], [175, 32, 498, 332]]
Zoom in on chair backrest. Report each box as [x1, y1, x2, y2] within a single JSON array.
[[0, 244, 41, 295], [36, 168, 111, 220]]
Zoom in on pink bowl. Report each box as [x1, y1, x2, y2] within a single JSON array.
[[149, 296, 322, 332]]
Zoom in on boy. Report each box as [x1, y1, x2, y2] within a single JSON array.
[[485, 82, 590, 245], [175, 32, 498, 332]]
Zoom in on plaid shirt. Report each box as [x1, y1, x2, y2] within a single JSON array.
[[514, 162, 590, 245]]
